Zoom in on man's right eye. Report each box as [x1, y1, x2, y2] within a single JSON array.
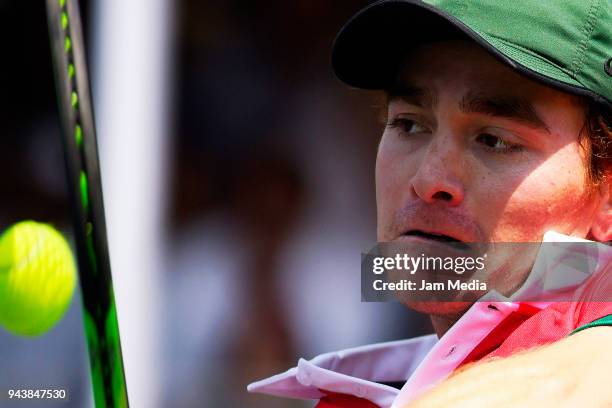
[[386, 118, 428, 135]]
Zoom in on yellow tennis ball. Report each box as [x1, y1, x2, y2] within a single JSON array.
[[0, 221, 77, 337]]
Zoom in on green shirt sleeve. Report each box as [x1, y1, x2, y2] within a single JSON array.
[[570, 314, 612, 335]]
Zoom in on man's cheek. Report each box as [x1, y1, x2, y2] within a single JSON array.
[[376, 173, 402, 240], [376, 152, 414, 240], [495, 176, 591, 240], [492, 208, 549, 242]]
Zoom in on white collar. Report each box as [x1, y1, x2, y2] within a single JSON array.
[[247, 334, 437, 407]]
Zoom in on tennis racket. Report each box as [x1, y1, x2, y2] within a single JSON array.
[[45, 0, 129, 406]]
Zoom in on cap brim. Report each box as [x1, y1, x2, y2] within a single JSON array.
[[331, 0, 611, 108]]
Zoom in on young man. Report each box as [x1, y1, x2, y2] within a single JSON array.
[[249, 0, 612, 407]]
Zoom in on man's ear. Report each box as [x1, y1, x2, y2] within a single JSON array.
[[589, 182, 612, 242]]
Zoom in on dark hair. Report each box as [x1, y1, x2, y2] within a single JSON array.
[[582, 100, 612, 186]]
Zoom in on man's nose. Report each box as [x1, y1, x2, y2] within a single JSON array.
[[410, 138, 465, 206]]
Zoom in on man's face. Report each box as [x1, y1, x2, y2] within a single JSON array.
[[377, 40, 604, 243], [376, 40, 607, 297]]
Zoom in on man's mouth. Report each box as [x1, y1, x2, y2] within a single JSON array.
[[400, 230, 474, 251], [403, 230, 463, 243]]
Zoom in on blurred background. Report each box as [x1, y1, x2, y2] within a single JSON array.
[[0, 1, 431, 407]]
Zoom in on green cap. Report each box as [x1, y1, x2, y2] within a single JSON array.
[[332, 0, 612, 107]]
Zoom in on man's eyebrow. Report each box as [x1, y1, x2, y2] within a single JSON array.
[[459, 91, 550, 133], [386, 84, 437, 110]]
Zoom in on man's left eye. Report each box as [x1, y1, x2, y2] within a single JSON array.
[[476, 133, 523, 153]]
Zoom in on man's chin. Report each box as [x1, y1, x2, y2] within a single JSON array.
[[404, 300, 473, 318]]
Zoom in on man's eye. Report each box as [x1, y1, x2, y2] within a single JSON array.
[[386, 118, 428, 134], [476, 133, 523, 153]]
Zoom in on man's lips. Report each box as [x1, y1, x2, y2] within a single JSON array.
[[397, 226, 479, 246], [398, 230, 472, 250], [402, 230, 463, 243]]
